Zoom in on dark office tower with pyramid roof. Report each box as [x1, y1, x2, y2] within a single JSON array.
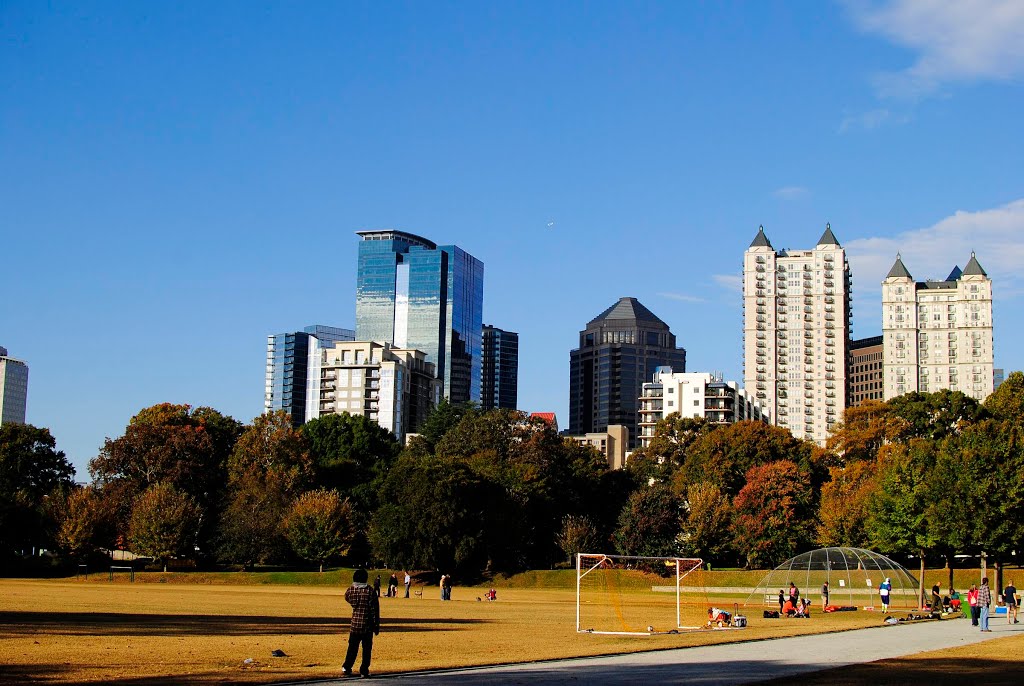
[[568, 297, 686, 447]]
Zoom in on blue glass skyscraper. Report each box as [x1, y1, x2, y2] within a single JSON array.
[[355, 230, 484, 404]]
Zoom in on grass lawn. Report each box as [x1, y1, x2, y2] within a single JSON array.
[[1, 575, 886, 685]]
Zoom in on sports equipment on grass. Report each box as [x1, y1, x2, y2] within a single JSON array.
[[575, 553, 704, 635]]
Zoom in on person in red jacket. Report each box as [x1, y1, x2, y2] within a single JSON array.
[[343, 569, 380, 678]]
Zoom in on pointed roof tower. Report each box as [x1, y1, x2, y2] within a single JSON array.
[[749, 225, 772, 248], [962, 252, 988, 277], [886, 253, 913, 280], [817, 222, 840, 246], [946, 265, 963, 281], [588, 297, 665, 326]]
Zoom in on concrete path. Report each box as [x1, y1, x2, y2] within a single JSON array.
[[303, 618, 1020, 685]]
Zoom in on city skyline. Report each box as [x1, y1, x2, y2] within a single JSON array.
[[3, 2, 1023, 477]]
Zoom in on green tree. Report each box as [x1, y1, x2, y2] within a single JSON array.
[[218, 411, 310, 567], [678, 481, 733, 564], [285, 490, 355, 572], [556, 514, 601, 564], [629, 415, 714, 481], [732, 460, 814, 568], [866, 440, 940, 604], [129, 483, 201, 572], [613, 484, 680, 558], [369, 456, 498, 574], [301, 412, 401, 508], [983, 371, 1024, 426], [886, 390, 985, 441], [435, 409, 607, 568], [0, 423, 74, 555]]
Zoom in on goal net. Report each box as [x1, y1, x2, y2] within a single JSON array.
[[576, 553, 704, 635]]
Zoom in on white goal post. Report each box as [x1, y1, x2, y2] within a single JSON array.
[[576, 553, 703, 635]]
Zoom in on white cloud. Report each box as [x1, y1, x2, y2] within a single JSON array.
[[847, 0, 1024, 98], [713, 274, 743, 293], [773, 186, 810, 199], [845, 199, 1024, 298], [657, 292, 705, 303]]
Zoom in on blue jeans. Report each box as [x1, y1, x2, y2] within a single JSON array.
[[980, 605, 990, 630]]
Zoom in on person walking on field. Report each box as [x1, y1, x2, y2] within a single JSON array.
[[967, 584, 980, 626], [404, 571, 411, 599], [1003, 580, 1018, 625], [821, 581, 829, 610], [343, 569, 380, 678], [879, 578, 892, 612], [978, 577, 993, 632]]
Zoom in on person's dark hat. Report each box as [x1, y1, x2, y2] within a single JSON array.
[[353, 569, 368, 583]]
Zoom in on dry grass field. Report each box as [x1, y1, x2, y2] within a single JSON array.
[[0, 576, 889, 685]]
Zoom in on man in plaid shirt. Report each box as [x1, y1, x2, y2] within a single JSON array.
[[978, 576, 993, 632], [343, 569, 380, 677]]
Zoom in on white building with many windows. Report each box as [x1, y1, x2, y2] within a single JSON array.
[[637, 368, 765, 448], [306, 340, 440, 441], [882, 253, 994, 401], [743, 225, 852, 445]]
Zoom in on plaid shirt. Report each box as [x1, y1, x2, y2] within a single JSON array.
[[345, 583, 380, 634], [978, 584, 992, 607]]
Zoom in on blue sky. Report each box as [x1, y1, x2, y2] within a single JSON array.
[[3, 1, 1023, 479]]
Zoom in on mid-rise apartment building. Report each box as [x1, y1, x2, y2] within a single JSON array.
[[481, 325, 518, 410], [0, 346, 29, 425], [743, 225, 851, 444], [637, 368, 765, 448], [265, 325, 354, 426], [882, 253, 994, 401], [565, 425, 629, 470], [849, 336, 884, 406], [307, 340, 440, 440]]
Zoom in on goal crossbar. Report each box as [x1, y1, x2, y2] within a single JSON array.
[[576, 553, 703, 635]]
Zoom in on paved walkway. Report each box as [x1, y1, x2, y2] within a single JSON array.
[[304, 618, 1019, 685]]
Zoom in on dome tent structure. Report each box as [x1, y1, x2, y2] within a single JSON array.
[[745, 547, 919, 610]]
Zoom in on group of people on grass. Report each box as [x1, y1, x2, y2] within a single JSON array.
[[373, 571, 413, 599], [777, 582, 813, 617]]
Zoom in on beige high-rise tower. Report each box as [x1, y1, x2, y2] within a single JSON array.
[[743, 225, 852, 444], [881, 253, 994, 401]]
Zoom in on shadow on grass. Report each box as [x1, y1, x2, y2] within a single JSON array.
[[0, 662, 252, 686], [0, 611, 489, 637]]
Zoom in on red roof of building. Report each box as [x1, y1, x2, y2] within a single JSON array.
[[530, 412, 558, 427]]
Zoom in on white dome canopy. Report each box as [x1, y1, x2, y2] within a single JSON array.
[[746, 547, 920, 610]]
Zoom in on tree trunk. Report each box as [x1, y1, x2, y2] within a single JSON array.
[[319, 562, 324, 573], [995, 560, 1003, 596], [981, 551, 988, 582], [919, 551, 926, 609], [163, 563, 167, 573], [946, 553, 954, 594]]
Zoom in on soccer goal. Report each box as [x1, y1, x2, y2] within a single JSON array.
[[576, 553, 704, 635]]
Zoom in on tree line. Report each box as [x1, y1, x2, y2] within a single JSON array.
[[1, 372, 1021, 579]]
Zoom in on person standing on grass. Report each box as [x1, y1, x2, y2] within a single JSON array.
[[388, 572, 399, 598], [373, 574, 381, 598], [821, 581, 829, 610], [879, 577, 891, 612], [1003, 580, 1018, 624], [968, 584, 980, 626], [404, 571, 411, 598], [343, 568, 380, 678], [978, 577, 993, 632], [778, 589, 785, 614]]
